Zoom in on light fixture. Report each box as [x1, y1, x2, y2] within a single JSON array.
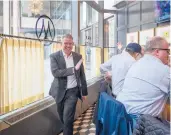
[[29, 0, 43, 15]]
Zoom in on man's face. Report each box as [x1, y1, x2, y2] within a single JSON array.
[[157, 41, 170, 65], [62, 37, 74, 56]]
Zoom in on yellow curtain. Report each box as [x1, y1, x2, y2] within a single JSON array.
[[104, 48, 109, 62], [0, 38, 44, 115], [95, 47, 102, 76]]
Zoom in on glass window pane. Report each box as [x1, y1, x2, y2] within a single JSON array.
[[0, 1, 3, 33], [104, 17, 115, 47], [80, 2, 87, 29], [80, 30, 86, 45], [0, 0, 72, 116], [93, 24, 98, 46], [109, 18, 115, 47], [84, 46, 102, 79], [87, 5, 92, 25], [92, 8, 98, 23]]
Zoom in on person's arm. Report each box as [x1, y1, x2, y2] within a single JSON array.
[[160, 66, 170, 94], [117, 42, 124, 54], [100, 57, 113, 74], [50, 54, 74, 78]]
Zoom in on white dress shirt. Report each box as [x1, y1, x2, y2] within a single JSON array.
[[116, 54, 170, 117], [100, 50, 135, 96], [62, 51, 77, 89]]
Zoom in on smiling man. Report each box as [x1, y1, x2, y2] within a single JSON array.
[[49, 34, 88, 135]]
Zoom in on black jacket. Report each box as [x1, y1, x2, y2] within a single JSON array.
[[49, 50, 88, 103], [133, 115, 170, 135]]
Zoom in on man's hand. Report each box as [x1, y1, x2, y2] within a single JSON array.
[[82, 96, 87, 100], [75, 58, 83, 70], [104, 71, 112, 82], [117, 42, 123, 50]]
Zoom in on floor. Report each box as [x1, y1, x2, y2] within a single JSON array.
[[59, 104, 96, 135]]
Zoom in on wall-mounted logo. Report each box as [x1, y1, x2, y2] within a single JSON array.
[[35, 15, 55, 46]]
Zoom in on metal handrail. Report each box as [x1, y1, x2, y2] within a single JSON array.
[[0, 33, 62, 44]]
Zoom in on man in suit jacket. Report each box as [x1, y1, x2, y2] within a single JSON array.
[[49, 34, 88, 135]]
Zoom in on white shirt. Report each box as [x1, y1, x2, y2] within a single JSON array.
[[62, 51, 77, 89], [116, 54, 170, 117], [100, 50, 135, 96]]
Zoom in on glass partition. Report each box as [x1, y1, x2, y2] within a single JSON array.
[[0, 1, 3, 33], [79, 45, 102, 80], [20, 1, 72, 39], [104, 47, 116, 62]]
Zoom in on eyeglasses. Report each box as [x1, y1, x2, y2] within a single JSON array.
[[152, 48, 170, 54]]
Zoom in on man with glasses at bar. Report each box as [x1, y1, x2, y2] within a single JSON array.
[[117, 36, 170, 119], [49, 34, 87, 135]]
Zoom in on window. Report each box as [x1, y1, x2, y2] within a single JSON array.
[[104, 17, 116, 60], [0, 0, 72, 116], [80, 2, 87, 29], [80, 2, 100, 80], [93, 23, 99, 46], [80, 46, 102, 80], [92, 8, 98, 23], [0, 1, 3, 33], [104, 17, 115, 47], [80, 30, 86, 45], [87, 5, 92, 25]]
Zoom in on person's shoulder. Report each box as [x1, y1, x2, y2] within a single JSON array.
[[50, 50, 61, 58], [111, 53, 122, 60], [72, 52, 82, 58]]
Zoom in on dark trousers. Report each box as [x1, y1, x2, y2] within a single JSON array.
[[56, 87, 78, 135]]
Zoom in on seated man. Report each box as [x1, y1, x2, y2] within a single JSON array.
[[100, 43, 142, 97], [116, 36, 170, 118], [93, 43, 142, 124]]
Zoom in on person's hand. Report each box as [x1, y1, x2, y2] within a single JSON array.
[[117, 42, 123, 50], [82, 96, 87, 100], [104, 71, 112, 82], [75, 59, 83, 70]]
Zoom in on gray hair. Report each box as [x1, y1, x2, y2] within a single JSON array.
[[145, 36, 167, 52], [62, 34, 73, 40]]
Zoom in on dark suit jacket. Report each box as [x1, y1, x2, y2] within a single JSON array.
[[49, 50, 88, 103]]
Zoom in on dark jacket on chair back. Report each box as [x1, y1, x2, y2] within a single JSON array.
[[133, 114, 170, 135]]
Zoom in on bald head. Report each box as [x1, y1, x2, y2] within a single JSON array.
[[145, 36, 169, 65], [145, 36, 168, 52]]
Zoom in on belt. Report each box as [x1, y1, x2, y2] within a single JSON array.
[[66, 86, 78, 91]]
